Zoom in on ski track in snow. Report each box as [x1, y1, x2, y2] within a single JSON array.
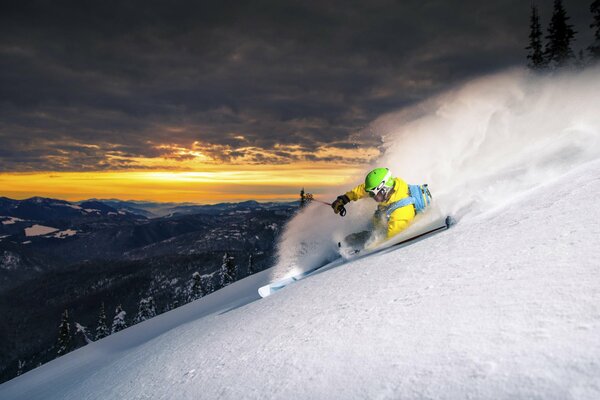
[[1, 160, 599, 400]]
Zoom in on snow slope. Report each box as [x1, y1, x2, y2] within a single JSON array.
[[24, 225, 59, 237], [1, 161, 599, 400], [1, 217, 25, 225]]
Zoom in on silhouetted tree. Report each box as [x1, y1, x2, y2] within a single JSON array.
[[16, 360, 26, 376], [74, 322, 93, 347], [300, 188, 306, 209], [135, 297, 156, 323], [189, 271, 204, 301], [544, 0, 577, 68], [575, 49, 587, 68], [95, 303, 110, 341], [201, 274, 214, 294], [589, 0, 600, 60], [111, 305, 127, 333], [248, 254, 256, 274], [219, 253, 237, 287], [57, 309, 73, 356], [527, 3, 546, 69]]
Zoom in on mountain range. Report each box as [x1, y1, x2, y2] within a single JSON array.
[[0, 196, 298, 382]]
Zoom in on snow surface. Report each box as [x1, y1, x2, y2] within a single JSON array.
[[51, 229, 78, 239], [1, 216, 25, 225], [57, 203, 82, 210], [24, 224, 59, 237], [1, 161, 599, 400], [2, 68, 600, 399]]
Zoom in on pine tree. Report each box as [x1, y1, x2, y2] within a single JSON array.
[[168, 298, 180, 311], [219, 253, 237, 287], [16, 360, 25, 376], [300, 188, 306, 209], [590, 0, 600, 60], [111, 305, 128, 333], [57, 309, 73, 356], [74, 322, 93, 346], [95, 303, 110, 341], [135, 296, 157, 323], [575, 49, 587, 68], [544, 0, 577, 68], [189, 272, 204, 301], [248, 254, 255, 274], [526, 3, 546, 70], [201, 274, 214, 294]]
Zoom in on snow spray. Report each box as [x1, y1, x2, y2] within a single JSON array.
[[271, 66, 600, 280]]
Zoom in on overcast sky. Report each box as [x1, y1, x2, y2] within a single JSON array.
[[0, 0, 596, 172]]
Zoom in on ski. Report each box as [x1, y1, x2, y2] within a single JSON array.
[[257, 264, 325, 298], [377, 215, 454, 253], [258, 215, 453, 298]]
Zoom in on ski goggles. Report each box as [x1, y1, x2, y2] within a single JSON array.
[[366, 180, 389, 198]]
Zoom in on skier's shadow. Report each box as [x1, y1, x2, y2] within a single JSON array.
[[217, 295, 261, 316]]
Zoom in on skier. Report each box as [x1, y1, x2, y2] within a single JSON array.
[[331, 167, 432, 248], [259, 168, 438, 297]]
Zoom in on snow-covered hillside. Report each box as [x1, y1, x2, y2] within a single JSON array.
[[0, 156, 598, 400], [1, 68, 599, 399]]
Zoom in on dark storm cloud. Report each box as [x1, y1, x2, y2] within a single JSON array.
[[0, 0, 595, 170]]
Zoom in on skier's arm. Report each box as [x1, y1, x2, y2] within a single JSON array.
[[331, 184, 369, 215], [344, 183, 369, 201]]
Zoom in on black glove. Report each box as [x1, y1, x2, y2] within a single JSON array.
[[331, 195, 349, 217]]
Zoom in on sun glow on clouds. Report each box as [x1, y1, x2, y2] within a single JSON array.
[[154, 143, 210, 161], [146, 141, 380, 166], [1, 139, 379, 202]]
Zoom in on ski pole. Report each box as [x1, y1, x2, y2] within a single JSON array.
[[305, 193, 346, 216], [304, 193, 330, 205], [305, 193, 331, 206]]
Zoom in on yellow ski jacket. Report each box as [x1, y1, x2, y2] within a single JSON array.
[[344, 177, 415, 239]]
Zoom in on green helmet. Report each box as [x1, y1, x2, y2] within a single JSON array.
[[365, 168, 394, 192]]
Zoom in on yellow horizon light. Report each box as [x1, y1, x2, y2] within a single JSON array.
[[0, 162, 363, 203]]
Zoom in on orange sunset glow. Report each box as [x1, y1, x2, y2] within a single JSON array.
[[1, 138, 381, 202], [0, 162, 372, 203]]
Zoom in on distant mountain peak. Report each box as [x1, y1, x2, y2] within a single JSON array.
[[78, 201, 118, 214]]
